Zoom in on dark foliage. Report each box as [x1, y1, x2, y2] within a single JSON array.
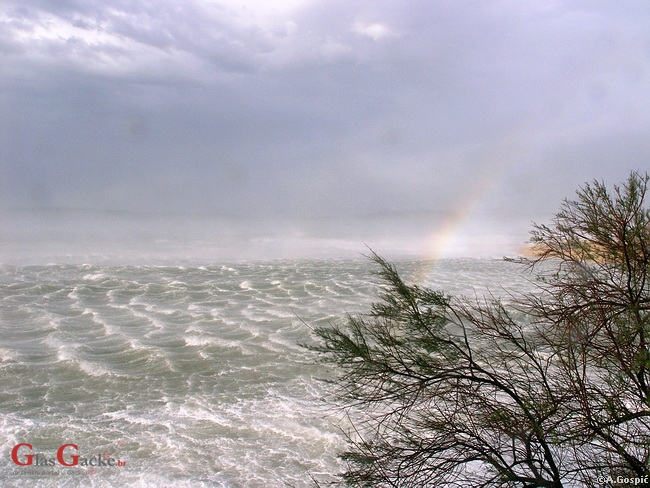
[[308, 172, 650, 487]]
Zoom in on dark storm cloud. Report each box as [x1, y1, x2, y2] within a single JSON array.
[[2, 0, 650, 260]]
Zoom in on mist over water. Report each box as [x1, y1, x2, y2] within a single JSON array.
[[0, 207, 537, 487], [0, 205, 538, 486], [0, 208, 530, 265]]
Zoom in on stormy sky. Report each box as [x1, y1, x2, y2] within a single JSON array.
[[2, 1, 650, 262]]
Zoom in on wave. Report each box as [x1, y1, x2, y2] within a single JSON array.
[[0, 258, 535, 486]]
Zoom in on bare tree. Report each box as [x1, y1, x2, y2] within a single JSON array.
[[308, 172, 650, 487]]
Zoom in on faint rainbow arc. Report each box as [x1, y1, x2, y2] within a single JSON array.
[[415, 130, 535, 285]]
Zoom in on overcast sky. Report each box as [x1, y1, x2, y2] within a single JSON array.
[[2, 1, 650, 262]]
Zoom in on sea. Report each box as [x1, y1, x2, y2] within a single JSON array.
[[0, 254, 537, 487]]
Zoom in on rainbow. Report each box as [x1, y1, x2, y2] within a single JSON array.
[[415, 129, 536, 284]]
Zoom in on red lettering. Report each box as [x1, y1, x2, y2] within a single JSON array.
[[57, 443, 79, 467], [11, 443, 34, 466]]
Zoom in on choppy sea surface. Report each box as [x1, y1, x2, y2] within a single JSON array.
[[0, 258, 536, 487]]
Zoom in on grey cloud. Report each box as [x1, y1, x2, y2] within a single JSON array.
[[1, 0, 650, 261]]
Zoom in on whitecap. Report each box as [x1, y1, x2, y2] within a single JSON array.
[[82, 273, 107, 281]]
